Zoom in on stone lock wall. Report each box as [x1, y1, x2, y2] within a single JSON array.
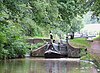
[[67, 43, 80, 58], [30, 44, 46, 57], [31, 44, 80, 58], [28, 38, 50, 44]]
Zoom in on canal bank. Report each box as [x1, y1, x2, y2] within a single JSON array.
[[87, 40, 100, 72], [69, 38, 100, 72]]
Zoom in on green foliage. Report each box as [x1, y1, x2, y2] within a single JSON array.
[[89, 0, 100, 16], [57, 0, 85, 33], [0, 21, 29, 59], [81, 51, 92, 60], [83, 11, 99, 24], [0, 0, 49, 59], [79, 0, 100, 21], [92, 55, 100, 69], [70, 16, 84, 32]]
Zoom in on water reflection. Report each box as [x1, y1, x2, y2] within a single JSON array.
[[0, 58, 98, 73], [45, 60, 80, 73]]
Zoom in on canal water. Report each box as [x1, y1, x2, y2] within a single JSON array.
[[0, 58, 98, 73]]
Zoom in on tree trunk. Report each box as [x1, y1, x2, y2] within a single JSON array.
[[70, 32, 74, 39]]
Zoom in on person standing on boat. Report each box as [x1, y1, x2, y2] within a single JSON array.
[[50, 31, 53, 40], [66, 35, 68, 43]]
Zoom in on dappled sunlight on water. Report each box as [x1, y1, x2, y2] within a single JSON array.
[[0, 58, 98, 73]]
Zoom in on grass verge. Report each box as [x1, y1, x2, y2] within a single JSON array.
[[69, 38, 90, 48], [94, 35, 100, 41]]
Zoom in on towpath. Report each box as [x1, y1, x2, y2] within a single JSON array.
[[88, 40, 100, 57]]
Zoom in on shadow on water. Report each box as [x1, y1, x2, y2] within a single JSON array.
[[0, 58, 98, 73]]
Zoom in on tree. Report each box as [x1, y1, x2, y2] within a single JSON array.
[[85, 0, 100, 16], [80, 0, 100, 22], [0, 0, 30, 59], [69, 16, 84, 39], [57, 0, 86, 33]]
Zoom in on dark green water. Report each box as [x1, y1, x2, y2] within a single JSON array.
[[0, 58, 98, 73]]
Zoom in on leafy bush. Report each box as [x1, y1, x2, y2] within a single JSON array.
[[0, 20, 30, 59], [91, 54, 100, 69]]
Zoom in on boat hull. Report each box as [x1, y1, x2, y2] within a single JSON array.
[[44, 43, 61, 58], [44, 52, 61, 58]]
